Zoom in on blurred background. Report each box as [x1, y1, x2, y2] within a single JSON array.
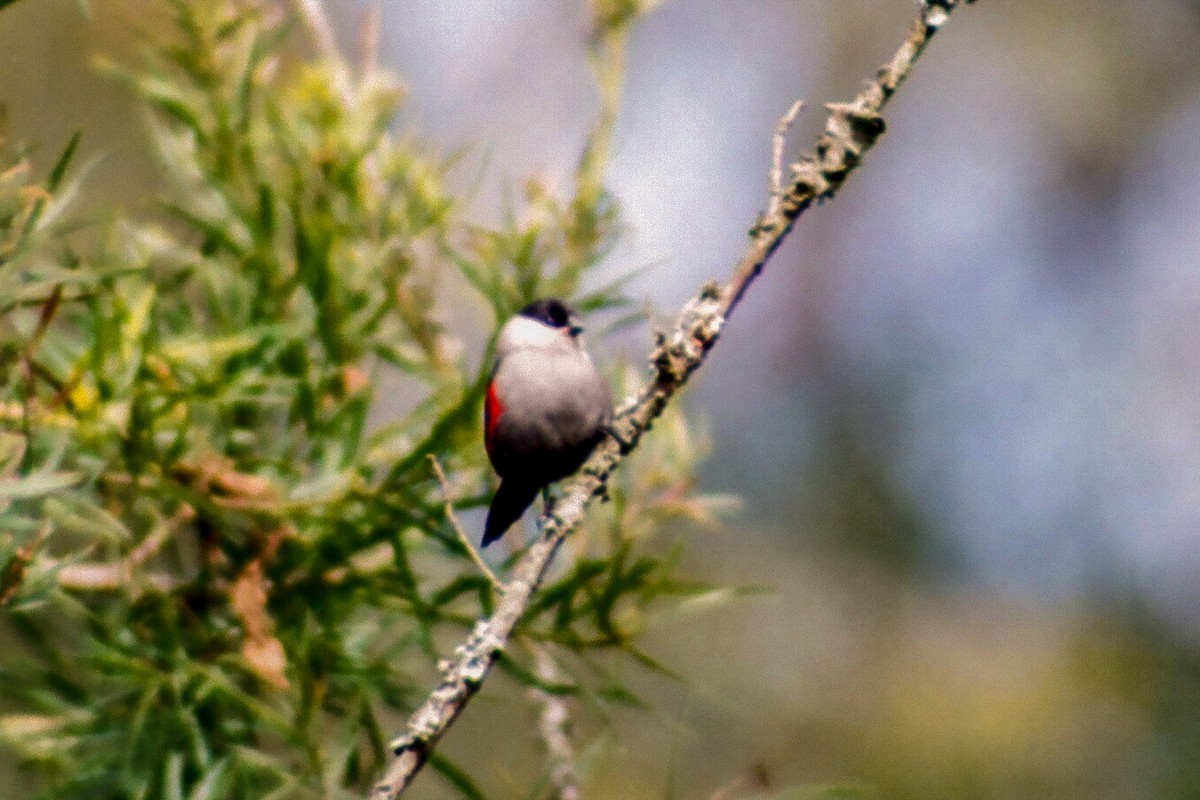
[[3, 0, 1200, 798]]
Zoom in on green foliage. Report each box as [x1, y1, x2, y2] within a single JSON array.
[[0, 1, 723, 798]]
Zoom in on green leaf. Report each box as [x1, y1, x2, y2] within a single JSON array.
[[188, 757, 229, 800], [0, 471, 81, 500], [380, 378, 486, 488], [593, 682, 650, 709], [165, 752, 186, 800], [429, 574, 491, 610], [46, 132, 81, 194], [619, 644, 685, 682], [493, 653, 578, 696], [428, 752, 487, 800]]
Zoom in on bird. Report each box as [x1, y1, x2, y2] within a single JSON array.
[[482, 298, 612, 546]]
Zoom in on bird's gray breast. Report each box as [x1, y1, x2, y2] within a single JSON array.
[[491, 346, 612, 477]]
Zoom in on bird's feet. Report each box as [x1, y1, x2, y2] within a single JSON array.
[[603, 422, 634, 454]]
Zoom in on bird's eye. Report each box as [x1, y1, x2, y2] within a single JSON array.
[[549, 305, 568, 327]]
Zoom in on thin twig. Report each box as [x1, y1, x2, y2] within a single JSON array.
[[427, 455, 504, 592], [768, 100, 805, 212], [370, 2, 974, 797]]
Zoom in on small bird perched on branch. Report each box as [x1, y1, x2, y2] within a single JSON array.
[[483, 299, 612, 546]]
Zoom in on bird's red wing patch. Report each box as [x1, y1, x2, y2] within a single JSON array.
[[484, 382, 504, 456]]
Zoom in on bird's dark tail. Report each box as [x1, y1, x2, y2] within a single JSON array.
[[482, 479, 540, 547]]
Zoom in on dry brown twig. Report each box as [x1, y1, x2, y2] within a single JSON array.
[[0, 524, 51, 607], [56, 503, 194, 592], [371, 2, 976, 797]]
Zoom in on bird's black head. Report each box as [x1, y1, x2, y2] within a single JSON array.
[[519, 298, 583, 335]]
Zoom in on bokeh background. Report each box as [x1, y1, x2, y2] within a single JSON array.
[[4, 1, 1200, 798]]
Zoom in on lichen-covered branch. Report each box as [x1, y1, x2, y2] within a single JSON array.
[[370, 2, 974, 796]]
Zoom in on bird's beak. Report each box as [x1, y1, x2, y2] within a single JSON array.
[[568, 319, 584, 337]]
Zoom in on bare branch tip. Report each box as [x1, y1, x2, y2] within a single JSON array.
[[358, 2, 381, 75], [769, 100, 806, 201]]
